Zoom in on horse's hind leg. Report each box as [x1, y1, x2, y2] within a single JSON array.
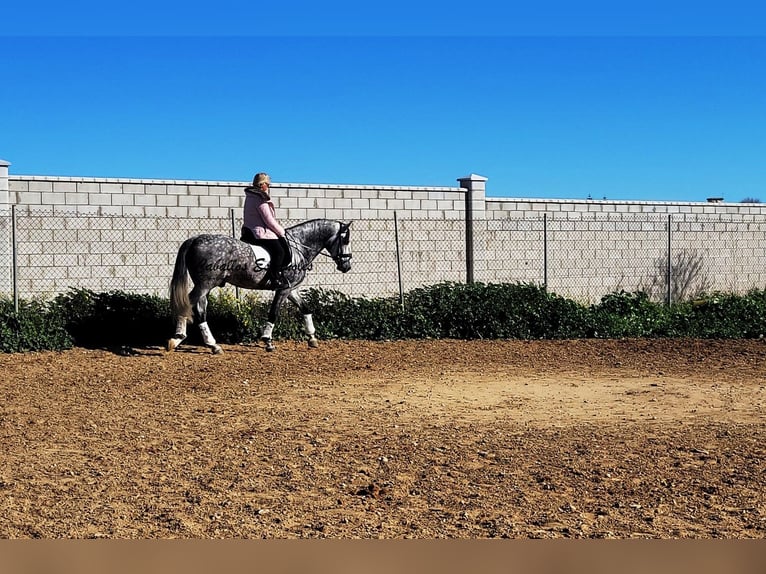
[[288, 291, 319, 348], [166, 316, 189, 351], [192, 286, 223, 355]]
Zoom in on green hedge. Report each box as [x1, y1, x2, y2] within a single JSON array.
[[51, 288, 173, 348], [1, 283, 765, 353], [0, 297, 73, 353]]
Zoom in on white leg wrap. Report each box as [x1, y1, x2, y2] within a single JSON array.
[[199, 322, 217, 347], [303, 314, 316, 337], [174, 317, 188, 338], [262, 321, 275, 340]]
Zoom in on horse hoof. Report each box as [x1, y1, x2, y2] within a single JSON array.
[[261, 337, 276, 352], [166, 336, 184, 352], [211, 345, 224, 355], [308, 338, 319, 348]]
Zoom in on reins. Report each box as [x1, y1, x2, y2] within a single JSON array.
[[285, 223, 351, 269]]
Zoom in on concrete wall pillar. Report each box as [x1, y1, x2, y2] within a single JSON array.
[[457, 173, 488, 283], [457, 173, 487, 218], [0, 159, 10, 208]]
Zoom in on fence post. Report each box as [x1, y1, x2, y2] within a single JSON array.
[[666, 213, 672, 305], [393, 211, 404, 309], [543, 213, 548, 290], [457, 174, 487, 284], [230, 208, 240, 299], [1, 159, 12, 307], [11, 204, 18, 312]]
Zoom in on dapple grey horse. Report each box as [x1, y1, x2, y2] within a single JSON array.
[[167, 219, 352, 353]]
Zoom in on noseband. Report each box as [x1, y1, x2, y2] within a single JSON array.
[[331, 225, 352, 266]]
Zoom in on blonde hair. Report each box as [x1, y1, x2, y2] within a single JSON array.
[[253, 172, 271, 186]]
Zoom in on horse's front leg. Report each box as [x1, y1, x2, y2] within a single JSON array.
[[287, 290, 318, 348], [260, 289, 291, 352]]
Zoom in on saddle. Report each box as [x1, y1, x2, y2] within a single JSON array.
[[247, 244, 271, 270], [239, 227, 290, 272]]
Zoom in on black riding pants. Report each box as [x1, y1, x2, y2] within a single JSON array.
[[256, 238, 286, 271], [240, 230, 288, 272]]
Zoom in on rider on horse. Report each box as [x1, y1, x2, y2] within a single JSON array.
[[240, 172, 292, 289]]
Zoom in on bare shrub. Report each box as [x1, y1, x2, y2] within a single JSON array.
[[641, 249, 712, 303]]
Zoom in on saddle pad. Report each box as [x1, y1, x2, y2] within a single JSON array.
[[248, 244, 271, 270]]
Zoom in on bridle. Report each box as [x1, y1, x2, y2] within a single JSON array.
[[286, 222, 352, 268], [330, 223, 352, 266]]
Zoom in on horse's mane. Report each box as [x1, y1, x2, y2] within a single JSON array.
[[286, 218, 336, 232]]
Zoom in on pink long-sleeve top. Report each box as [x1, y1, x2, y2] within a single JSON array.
[[242, 189, 286, 239]]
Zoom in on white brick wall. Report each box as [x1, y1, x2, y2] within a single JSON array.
[[3, 173, 766, 301], [7, 175, 469, 220]]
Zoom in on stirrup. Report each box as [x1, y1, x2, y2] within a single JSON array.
[[269, 273, 291, 289]]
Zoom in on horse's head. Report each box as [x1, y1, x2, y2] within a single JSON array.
[[328, 221, 352, 273]]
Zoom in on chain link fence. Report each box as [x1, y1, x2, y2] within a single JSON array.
[[2, 208, 765, 305], [0, 210, 11, 298], [476, 214, 766, 302], [544, 215, 669, 302]]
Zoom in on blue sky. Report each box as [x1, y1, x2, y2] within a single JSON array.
[[1, 2, 765, 202]]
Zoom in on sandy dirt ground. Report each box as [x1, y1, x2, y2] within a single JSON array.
[[1, 338, 764, 538]]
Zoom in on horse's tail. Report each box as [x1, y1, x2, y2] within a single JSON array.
[[169, 238, 194, 321]]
